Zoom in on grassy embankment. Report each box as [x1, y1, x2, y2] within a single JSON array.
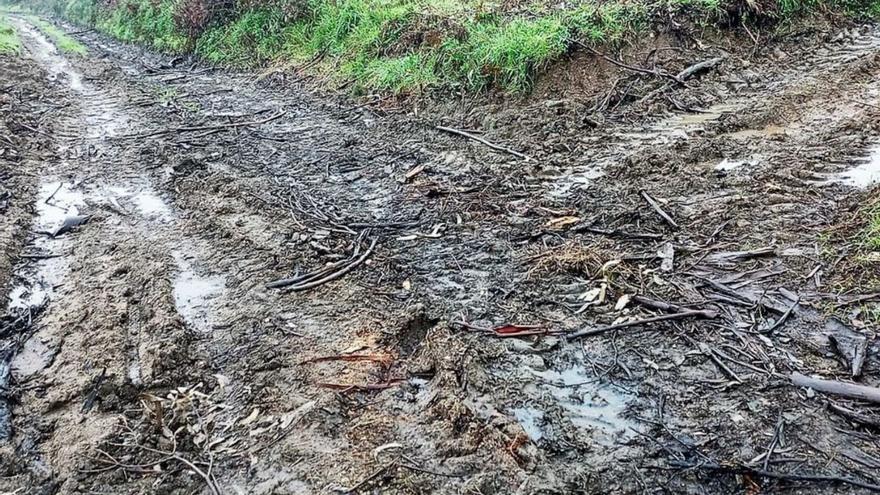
[[34, 0, 880, 94], [0, 13, 20, 54], [27, 14, 87, 54]]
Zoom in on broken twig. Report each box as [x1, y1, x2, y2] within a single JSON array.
[[436, 126, 530, 161], [640, 190, 678, 228], [667, 460, 880, 492], [568, 309, 716, 340]]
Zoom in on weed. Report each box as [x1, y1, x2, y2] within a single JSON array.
[[864, 199, 880, 250], [23, 0, 880, 93], [466, 17, 569, 91], [197, 9, 287, 64], [0, 14, 21, 54], [346, 52, 437, 92], [63, 0, 97, 25], [97, 0, 187, 53]]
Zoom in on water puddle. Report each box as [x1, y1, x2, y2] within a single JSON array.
[[8, 181, 85, 310], [128, 360, 142, 386], [553, 103, 742, 196], [547, 168, 604, 197], [517, 365, 638, 446], [101, 185, 174, 222], [712, 155, 762, 172], [511, 407, 545, 441], [826, 146, 880, 187], [658, 103, 739, 131], [172, 251, 224, 332]]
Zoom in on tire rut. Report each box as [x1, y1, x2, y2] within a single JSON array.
[[2, 15, 880, 495]]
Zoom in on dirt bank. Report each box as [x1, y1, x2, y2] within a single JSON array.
[[0, 13, 879, 495]]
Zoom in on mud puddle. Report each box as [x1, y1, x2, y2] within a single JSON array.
[[829, 145, 880, 187], [100, 184, 227, 333], [171, 250, 225, 332], [522, 364, 638, 446], [7, 181, 85, 311], [550, 103, 745, 196], [711, 155, 763, 171]]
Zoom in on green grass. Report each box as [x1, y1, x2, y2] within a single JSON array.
[[27, 15, 86, 54], [10, 0, 880, 93], [864, 201, 880, 250], [0, 14, 21, 54], [197, 9, 288, 64], [96, 0, 186, 53]]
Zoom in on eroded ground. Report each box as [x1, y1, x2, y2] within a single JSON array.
[[1, 14, 879, 495]]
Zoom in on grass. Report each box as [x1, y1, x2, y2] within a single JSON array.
[[0, 13, 20, 54], [96, 0, 187, 53], [27, 15, 86, 54], [864, 200, 880, 250], [8, 0, 880, 93]]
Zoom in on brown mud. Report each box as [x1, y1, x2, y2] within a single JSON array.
[[0, 13, 879, 495]]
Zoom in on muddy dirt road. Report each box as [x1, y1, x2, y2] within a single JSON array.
[[1, 14, 880, 494]]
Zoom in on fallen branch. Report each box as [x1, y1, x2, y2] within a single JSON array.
[[640, 190, 679, 228], [574, 225, 664, 240], [791, 372, 880, 404], [833, 292, 880, 309], [676, 57, 725, 82], [577, 41, 683, 85], [118, 109, 287, 139], [318, 380, 401, 392], [456, 321, 562, 338], [567, 309, 716, 340], [760, 296, 799, 334], [171, 454, 221, 495], [705, 247, 776, 264], [436, 126, 530, 161], [667, 460, 880, 492], [828, 403, 880, 429], [632, 295, 717, 317], [283, 238, 377, 292]]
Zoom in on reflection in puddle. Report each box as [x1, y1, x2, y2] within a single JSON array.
[[555, 103, 742, 196], [547, 168, 604, 197], [714, 156, 762, 172], [662, 103, 738, 129], [132, 191, 174, 220], [830, 146, 880, 187], [128, 360, 142, 386], [715, 158, 746, 171], [172, 251, 224, 332]]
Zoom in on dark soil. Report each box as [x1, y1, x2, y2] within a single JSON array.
[[1, 12, 879, 495]]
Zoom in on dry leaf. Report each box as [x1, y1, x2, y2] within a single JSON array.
[[239, 408, 260, 427], [545, 216, 580, 229]]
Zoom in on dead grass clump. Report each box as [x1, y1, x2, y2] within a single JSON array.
[[523, 239, 619, 278]]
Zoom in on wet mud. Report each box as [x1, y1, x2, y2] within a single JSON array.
[[0, 13, 879, 495]]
